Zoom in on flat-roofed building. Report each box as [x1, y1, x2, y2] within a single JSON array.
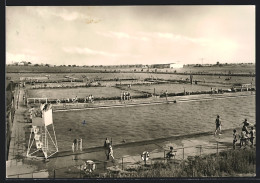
[[151, 63, 183, 69]]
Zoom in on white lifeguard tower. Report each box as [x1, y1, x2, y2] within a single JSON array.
[[26, 103, 58, 159]]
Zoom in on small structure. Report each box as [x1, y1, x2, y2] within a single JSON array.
[[169, 63, 183, 69], [72, 138, 83, 152], [150, 63, 183, 69], [141, 151, 150, 165], [26, 103, 58, 159]]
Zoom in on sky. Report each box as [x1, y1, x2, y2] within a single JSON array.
[[6, 6, 255, 66]]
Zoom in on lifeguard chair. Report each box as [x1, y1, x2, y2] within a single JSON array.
[[26, 103, 58, 159]]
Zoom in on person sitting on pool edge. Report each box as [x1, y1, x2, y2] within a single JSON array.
[[166, 146, 176, 159]]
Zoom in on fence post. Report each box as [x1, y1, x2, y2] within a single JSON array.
[[122, 157, 123, 170], [200, 145, 202, 156], [183, 147, 185, 160], [164, 150, 166, 163], [79, 165, 81, 178], [217, 142, 219, 154], [53, 169, 55, 178]]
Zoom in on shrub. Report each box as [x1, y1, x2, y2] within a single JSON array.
[[102, 148, 255, 178]]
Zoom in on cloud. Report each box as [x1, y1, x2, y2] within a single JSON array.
[[63, 47, 120, 58], [138, 32, 210, 46], [97, 31, 150, 41], [22, 49, 37, 55], [63, 47, 141, 59], [30, 7, 101, 23]]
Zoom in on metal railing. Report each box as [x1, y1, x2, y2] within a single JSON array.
[[7, 140, 251, 179]]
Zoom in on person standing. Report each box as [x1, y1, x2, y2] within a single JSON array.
[[249, 127, 256, 146], [104, 138, 110, 148], [242, 119, 250, 134], [242, 118, 250, 127], [233, 129, 238, 149], [108, 145, 115, 160], [23, 95, 25, 105], [104, 138, 110, 160], [214, 115, 222, 136], [165, 90, 168, 101]]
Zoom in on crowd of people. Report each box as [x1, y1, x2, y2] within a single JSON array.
[[234, 119, 256, 148], [214, 115, 256, 149], [85, 95, 94, 103], [121, 91, 131, 101], [210, 88, 223, 95]]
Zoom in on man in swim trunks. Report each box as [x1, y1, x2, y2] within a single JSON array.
[[214, 115, 221, 136]]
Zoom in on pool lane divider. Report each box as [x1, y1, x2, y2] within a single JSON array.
[[52, 93, 254, 112]]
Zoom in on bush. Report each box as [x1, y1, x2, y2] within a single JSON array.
[[103, 148, 255, 178]]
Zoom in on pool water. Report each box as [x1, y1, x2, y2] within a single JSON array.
[[53, 95, 255, 151]]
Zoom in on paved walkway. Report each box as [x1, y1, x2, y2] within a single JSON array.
[[6, 87, 48, 178]]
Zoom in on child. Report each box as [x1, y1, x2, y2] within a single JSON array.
[[233, 129, 238, 149]]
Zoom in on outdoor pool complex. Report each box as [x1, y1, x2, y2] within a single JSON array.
[[53, 95, 255, 152]]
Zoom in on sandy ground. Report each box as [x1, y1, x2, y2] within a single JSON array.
[[6, 86, 255, 178]]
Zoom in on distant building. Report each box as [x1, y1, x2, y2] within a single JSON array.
[[18, 62, 25, 66], [169, 63, 183, 69], [151, 63, 183, 69]]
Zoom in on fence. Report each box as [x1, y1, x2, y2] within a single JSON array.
[[6, 91, 16, 161], [6, 110, 15, 161], [7, 170, 49, 178], [7, 140, 249, 179], [26, 98, 48, 106]]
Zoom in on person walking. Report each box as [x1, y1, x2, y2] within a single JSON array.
[[214, 115, 222, 136], [108, 145, 115, 160]]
